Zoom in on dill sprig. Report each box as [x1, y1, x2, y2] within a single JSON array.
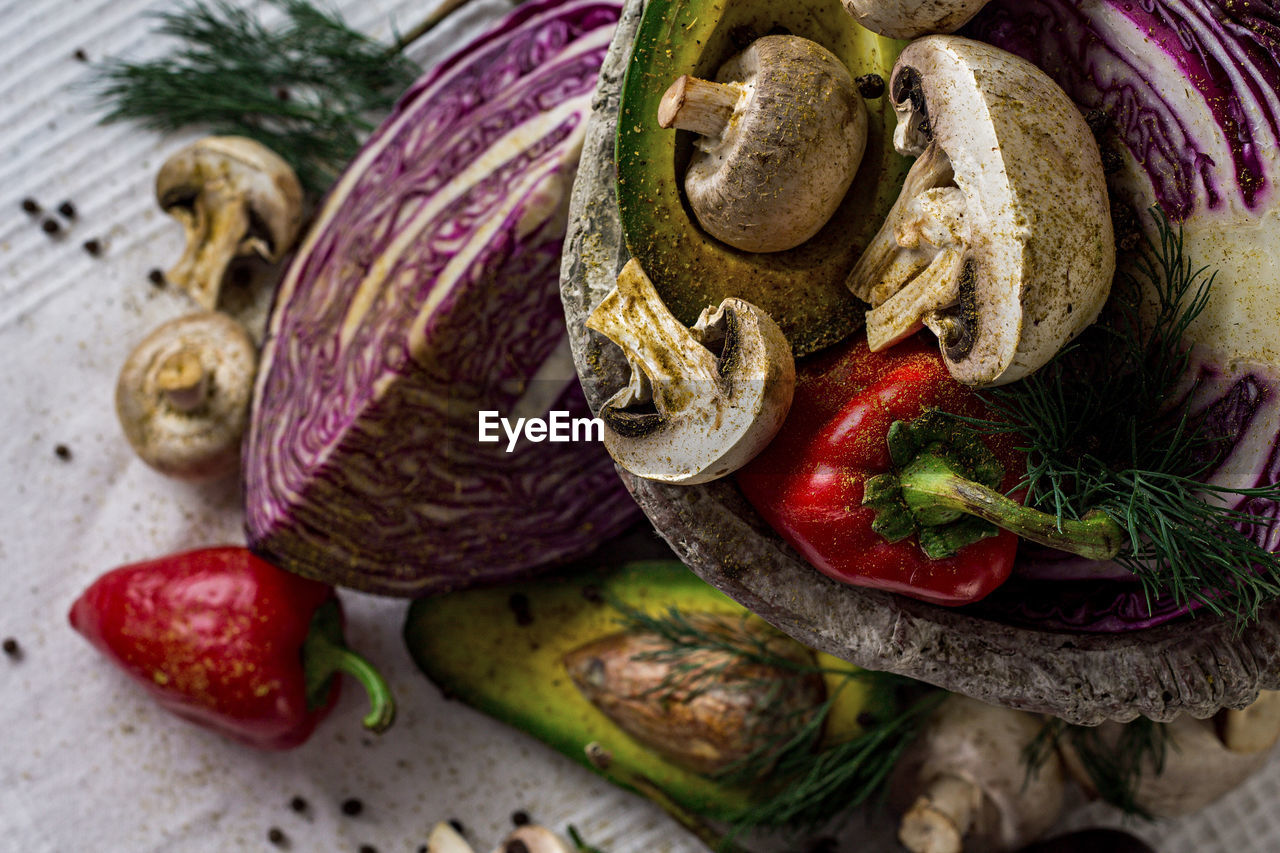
[[1023, 717, 1171, 819], [963, 208, 1280, 625], [612, 603, 936, 842], [95, 0, 419, 193]]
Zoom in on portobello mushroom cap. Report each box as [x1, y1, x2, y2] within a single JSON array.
[[660, 35, 867, 253], [848, 36, 1114, 387], [585, 259, 795, 485]]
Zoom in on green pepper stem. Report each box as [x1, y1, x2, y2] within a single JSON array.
[[900, 453, 1124, 561], [303, 600, 396, 734]]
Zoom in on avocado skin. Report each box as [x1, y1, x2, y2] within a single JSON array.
[[403, 560, 890, 821], [616, 0, 911, 356]]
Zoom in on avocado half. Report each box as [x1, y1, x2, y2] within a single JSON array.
[[403, 561, 892, 821], [616, 0, 910, 356]]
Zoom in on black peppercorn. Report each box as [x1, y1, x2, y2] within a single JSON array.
[[41, 218, 61, 235], [2, 638, 20, 658], [341, 798, 364, 817], [148, 269, 166, 288], [73, 48, 88, 62], [21, 198, 40, 215], [57, 201, 77, 219], [82, 239, 103, 257], [358, 845, 378, 853], [267, 827, 287, 846], [54, 444, 72, 461], [289, 796, 307, 814], [511, 810, 530, 827], [855, 73, 886, 100]]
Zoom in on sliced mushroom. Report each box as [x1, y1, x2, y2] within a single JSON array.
[[156, 136, 303, 310], [658, 35, 866, 253], [115, 311, 257, 480], [847, 36, 1114, 387], [842, 0, 992, 39], [1061, 711, 1276, 818], [585, 259, 795, 484], [889, 695, 1065, 853]]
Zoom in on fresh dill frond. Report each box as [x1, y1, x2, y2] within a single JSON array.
[[95, 0, 418, 193], [1024, 717, 1171, 819], [962, 208, 1280, 624], [716, 689, 946, 838], [566, 824, 608, 853]]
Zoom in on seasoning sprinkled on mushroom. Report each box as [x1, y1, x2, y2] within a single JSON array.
[[586, 259, 795, 484], [156, 135, 303, 311], [848, 36, 1114, 387], [115, 311, 257, 480], [658, 35, 866, 253]]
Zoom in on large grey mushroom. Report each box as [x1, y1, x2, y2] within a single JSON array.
[[115, 311, 257, 480], [890, 695, 1066, 853], [156, 136, 303, 310], [585, 259, 795, 484], [842, 0, 992, 39], [658, 34, 866, 253], [847, 36, 1114, 387]]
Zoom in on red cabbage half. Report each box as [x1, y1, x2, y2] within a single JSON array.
[[962, 0, 1280, 629], [243, 0, 637, 596]]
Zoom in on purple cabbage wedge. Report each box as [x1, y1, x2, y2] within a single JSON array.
[[962, 0, 1280, 628], [243, 0, 636, 596]]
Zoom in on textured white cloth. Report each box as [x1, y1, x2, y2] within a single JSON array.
[[0, 0, 1270, 850]]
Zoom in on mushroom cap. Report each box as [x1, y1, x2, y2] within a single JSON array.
[[115, 311, 257, 480], [889, 695, 1065, 852], [889, 36, 1114, 386], [842, 0, 991, 39], [684, 35, 867, 254], [155, 135, 304, 263]]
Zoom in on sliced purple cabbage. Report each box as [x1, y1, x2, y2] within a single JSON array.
[[958, 0, 1280, 629], [243, 0, 636, 596]]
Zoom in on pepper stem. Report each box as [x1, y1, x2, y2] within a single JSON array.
[[302, 600, 396, 734], [898, 454, 1124, 561], [863, 413, 1124, 561]]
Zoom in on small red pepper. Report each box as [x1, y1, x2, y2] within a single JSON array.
[[69, 546, 394, 750], [738, 335, 1028, 606]]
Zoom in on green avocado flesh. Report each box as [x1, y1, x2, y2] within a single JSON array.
[[616, 0, 910, 356], [403, 561, 891, 821]]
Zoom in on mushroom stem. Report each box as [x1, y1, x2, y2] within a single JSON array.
[[166, 189, 251, 311], [899, 773, 981, 853], [587, 260, 722, 408], [866, 247, 964, 350], [848, 143, 955, 303], [154, 348, 210, 412], [898, 450, 1124, 560], [657, 74, 742, 137]]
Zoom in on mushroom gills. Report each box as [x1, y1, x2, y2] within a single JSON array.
[[585, 259, 795, 485]]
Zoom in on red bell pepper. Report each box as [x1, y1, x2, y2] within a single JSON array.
[[739, 335, 1125, 605], [738, 335, 1026, 606], [69, 546, 394, 750]]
